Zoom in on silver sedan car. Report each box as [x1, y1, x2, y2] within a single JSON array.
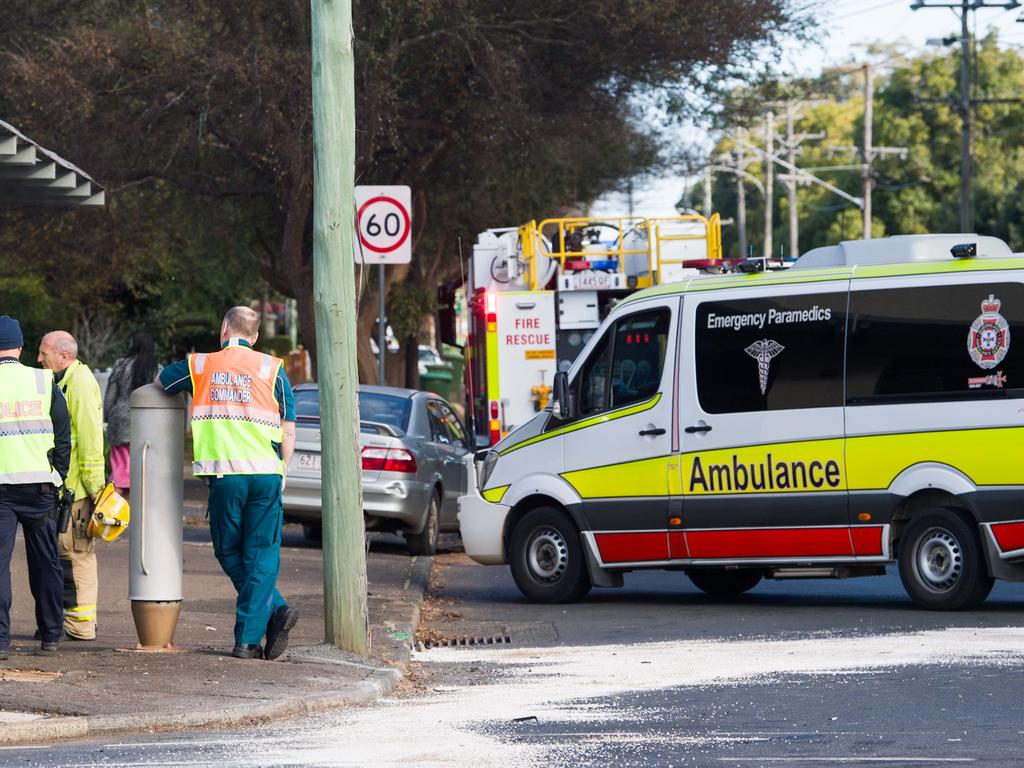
[[282, 384, 473, 555]]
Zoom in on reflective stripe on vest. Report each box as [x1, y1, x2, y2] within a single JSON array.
[[189, 346, 284, 476], [0, 364, 56, 485]]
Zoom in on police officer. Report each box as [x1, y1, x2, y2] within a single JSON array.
[[0, 316, 70, 659], [160, 307, 298, 660], [38, 330, 104, 640]]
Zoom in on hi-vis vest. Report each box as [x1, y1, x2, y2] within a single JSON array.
[[189, 345, 284, 476], [0, 363, 55, 485]]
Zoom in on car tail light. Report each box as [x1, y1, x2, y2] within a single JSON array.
[[383, 448, 417, 473], [362, 446, 418, 473], [361, 447, 389, 471]]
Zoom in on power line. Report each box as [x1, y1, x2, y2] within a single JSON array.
[[831, 0, 911, 22]]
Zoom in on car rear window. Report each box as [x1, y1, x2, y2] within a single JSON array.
[[294, 389, 320, 423], [291, 388, 413, 432], [359, 393, 412, 431]]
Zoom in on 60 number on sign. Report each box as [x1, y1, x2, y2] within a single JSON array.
[[354, 185, 412, 264]]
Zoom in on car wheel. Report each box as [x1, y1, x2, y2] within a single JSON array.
[[509, 507, 591, 603], [687, 568, 762, 596], [898, 509, 993, 611], [302, 523, 322, 543], [407, 492, 441, 556]]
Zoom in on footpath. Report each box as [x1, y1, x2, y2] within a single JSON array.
[[0, 481, 430, 746]]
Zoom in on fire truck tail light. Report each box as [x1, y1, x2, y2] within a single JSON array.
[[486, 291, 497, 314], [490, 401, 499, 419], [489, 419, 502, 445]]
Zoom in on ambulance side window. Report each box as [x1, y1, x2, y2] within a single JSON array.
[[847, 282, 1024, 403], [578, 332, 612, 416], [577, 307, 670, 417], [695, 292, 847, 414], [609, 309, 671, 408]]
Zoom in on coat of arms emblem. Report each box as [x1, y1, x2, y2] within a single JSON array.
[[968, 294, 1010, 370]]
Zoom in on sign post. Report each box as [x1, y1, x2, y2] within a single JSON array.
[[354, 185, 413, 385]]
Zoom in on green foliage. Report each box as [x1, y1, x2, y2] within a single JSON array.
[[1, 0, 807, 375], [0, 275, 61, 354], [388, 281, 436, 343], [713, 36, 1024, 256], [257, 335, 295, 358]]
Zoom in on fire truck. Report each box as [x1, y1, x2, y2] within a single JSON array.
[[462, 213, 724, 446]]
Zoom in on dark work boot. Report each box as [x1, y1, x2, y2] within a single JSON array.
[[264, 606, 299, 661], [231, 643, 263, 659]]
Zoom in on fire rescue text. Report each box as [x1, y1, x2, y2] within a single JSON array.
[[689, 453, 842, 493], [506, 317, 551, 346]]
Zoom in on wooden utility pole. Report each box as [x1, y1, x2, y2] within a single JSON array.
[[764, 112, 774, 260], [736, 138, 747, 258], [911, 0, 1020, 231], [862, 63, 873, 239], [785, 105, 799, 258], [310, 0, 369, 655], [958, 2, 972, 232]]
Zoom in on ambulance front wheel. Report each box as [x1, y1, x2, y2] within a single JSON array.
[[898, 509, 994, 611], [509, 507, 592, 603]]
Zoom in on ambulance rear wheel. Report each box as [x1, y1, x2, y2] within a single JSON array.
[[509, 507, 591, 603], [687, 568, 762, 596], [898, 509, 993, 610]]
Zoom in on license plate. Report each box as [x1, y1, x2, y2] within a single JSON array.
[[297, 452, 321, 470]]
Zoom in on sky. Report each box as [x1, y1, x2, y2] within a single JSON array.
[[593, 0, 1024, 217]]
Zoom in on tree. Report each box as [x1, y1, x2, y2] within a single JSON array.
[[709, 34, 1024, 258], [1, 0, 810, 380]]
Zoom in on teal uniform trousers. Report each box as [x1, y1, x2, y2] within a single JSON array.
[[207, 474, 287, 645]]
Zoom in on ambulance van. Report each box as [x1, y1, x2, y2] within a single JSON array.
[[457, 234, 1024, 610]]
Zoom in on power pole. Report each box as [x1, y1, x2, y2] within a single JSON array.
[[911, 0, 1021, 231], [703, 165, 713, 217], [768, 102, 825, 259], [764, 112, 774, 260], [311, 0, 369, 655], [786, 107, 798, 258], [827, 63, 907, 239], [958, 3, 972, 231], [736, 137, 747, 258], [862, 63, 873, 239]]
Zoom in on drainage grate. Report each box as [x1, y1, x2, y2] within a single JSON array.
[[417, 634, 511, 651]]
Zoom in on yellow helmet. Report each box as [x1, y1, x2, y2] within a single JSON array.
[[87, 483, 130, 542]]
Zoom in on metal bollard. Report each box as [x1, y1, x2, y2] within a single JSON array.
[[128, 384, 185, 649]]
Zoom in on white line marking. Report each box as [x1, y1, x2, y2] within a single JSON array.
[[723, 759, 975, 764]]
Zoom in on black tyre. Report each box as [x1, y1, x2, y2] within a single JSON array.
[[407, 492, 441, 556], [898, 509, 994, 611], [302, 523, 322, 543], [509, 507, 591, 603], [687, 568, 762, 596]]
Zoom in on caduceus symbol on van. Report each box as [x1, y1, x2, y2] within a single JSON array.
[[745, 339, 785, 395]]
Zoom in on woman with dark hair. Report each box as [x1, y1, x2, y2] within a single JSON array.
[[103, 331, 159, 495]]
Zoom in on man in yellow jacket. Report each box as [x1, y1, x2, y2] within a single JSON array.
[[38, 331, 104, 640]]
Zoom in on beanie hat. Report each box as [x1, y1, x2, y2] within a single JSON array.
[[0, 316, 24, 350]]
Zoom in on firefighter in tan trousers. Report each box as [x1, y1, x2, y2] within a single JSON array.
[[38, 331, 104, 640]]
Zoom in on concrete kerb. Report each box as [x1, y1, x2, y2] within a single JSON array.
[[0, 671, 401, 746], [0, 553, 433, 747]]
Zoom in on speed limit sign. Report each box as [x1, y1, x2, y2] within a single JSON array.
[[354, 185, 412, 264]]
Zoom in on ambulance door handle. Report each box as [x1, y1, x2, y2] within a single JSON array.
[[638, 428, 666, 436], [685, 424, 712, 434]]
